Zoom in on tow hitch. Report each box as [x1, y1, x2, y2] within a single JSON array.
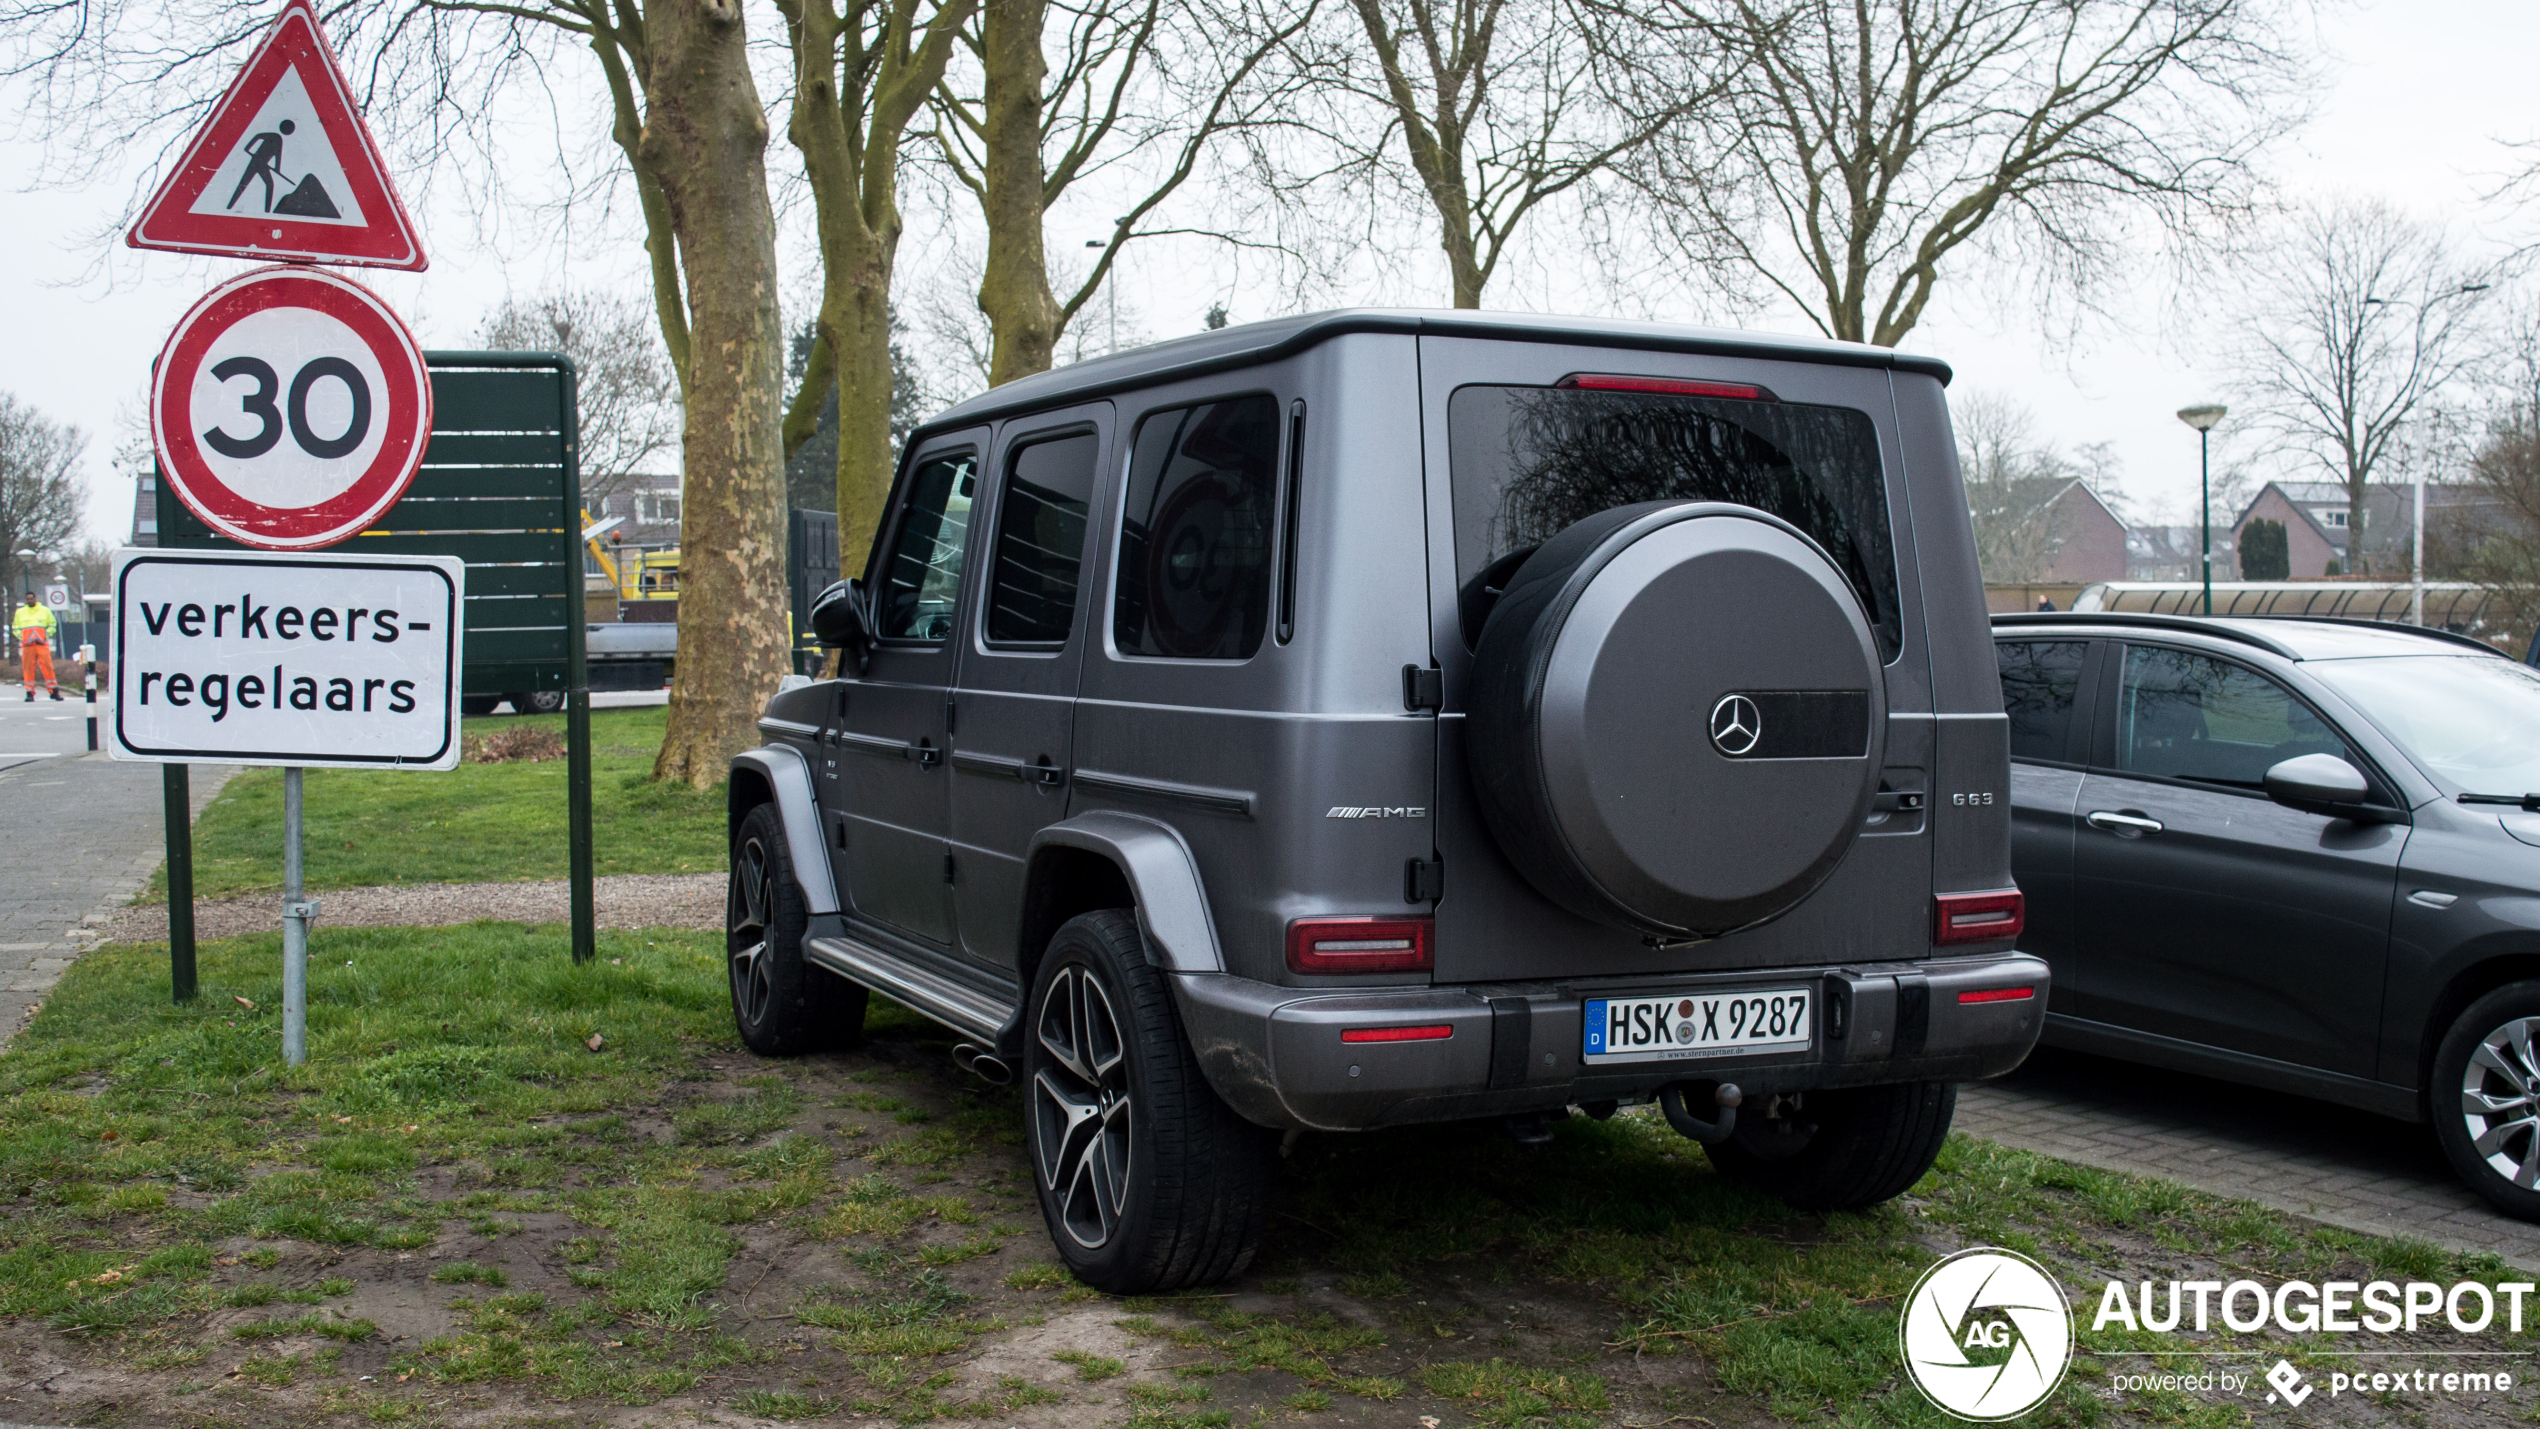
[[1660, 1081, 1744, 1143]]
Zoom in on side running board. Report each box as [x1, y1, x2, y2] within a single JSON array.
[[804, 935, 1013, 1045]]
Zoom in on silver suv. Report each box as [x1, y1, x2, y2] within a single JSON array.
[[727, 311, 2047, 1290]]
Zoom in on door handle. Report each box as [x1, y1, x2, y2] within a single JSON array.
[[2085, 810, 2164, 836], [910, 740, 942, 770], [950, 750, 1067, 787]]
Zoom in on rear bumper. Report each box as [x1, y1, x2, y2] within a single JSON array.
[[1170, 952, 2047, 1132]]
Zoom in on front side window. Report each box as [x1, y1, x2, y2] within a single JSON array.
[[1114, 395, 1280, 660], [1997, 640, 2087, 762], [986, 432, 1100, 645], [874, 452, 976, 642], [1446, 384, 1902, 657], [2114, 646, 2346, 789]]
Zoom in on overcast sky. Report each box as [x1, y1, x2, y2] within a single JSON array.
[[3, 0, 2534, 549]]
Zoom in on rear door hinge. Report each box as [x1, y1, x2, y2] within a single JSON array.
[[1401, 665, 1443, 712], [942, 852, 957, 885], [1404, 857, 1445, 903], [943, 689, 958, 733]]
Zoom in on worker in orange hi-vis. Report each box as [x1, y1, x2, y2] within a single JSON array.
[[12, 593, 60, 702]]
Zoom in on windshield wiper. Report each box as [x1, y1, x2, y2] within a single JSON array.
[[2458, 793, 2540, 811]]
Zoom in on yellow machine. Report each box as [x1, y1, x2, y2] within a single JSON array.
[[582, 511, 681, 604]]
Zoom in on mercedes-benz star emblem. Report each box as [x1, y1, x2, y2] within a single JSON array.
[[1709, 694, 1762, 756]]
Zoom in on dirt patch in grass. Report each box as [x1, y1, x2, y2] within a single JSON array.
[[0, 926, 2529, 1428]]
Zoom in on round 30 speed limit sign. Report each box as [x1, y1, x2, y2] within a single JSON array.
[[151, 265, 431, 549]]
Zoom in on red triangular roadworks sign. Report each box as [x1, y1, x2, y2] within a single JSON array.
[[126, 0, 426, 270]]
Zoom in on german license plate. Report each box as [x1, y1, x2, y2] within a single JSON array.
[[1581, 988, 1813, 1065]]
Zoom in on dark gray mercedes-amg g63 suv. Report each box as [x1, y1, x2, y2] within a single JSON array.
[[726, 310, 2046, 1291]]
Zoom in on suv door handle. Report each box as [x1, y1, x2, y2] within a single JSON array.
[[910, 740, 942, 770], [2085, 810, 2164, 836], [951, 750, 1068, 787]]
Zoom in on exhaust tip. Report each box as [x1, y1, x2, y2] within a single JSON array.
[[951, 1044, 1012, 1085]]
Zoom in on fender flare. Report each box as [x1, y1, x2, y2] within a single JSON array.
[[1027, 810, 1223, 973], [729, 745, 840, 915]]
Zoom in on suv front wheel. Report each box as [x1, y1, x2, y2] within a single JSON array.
[[1702, 1081, 1956, 1210], [1027, 910, 1275, 1292], [726, 803, 865, 1055]]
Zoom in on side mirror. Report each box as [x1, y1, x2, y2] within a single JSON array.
[[809, 578, 874, 671], [2264, 753, 2371, 817]]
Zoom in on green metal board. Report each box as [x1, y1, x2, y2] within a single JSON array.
[[154, 353, 587, 700]]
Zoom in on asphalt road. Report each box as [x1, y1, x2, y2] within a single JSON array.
[[0, 680, 229, 1040]]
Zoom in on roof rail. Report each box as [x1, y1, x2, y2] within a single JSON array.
[[2231, 614, 2506, 656], [1990, 610, 2508, 659], [1989, 610, 2299, 657]]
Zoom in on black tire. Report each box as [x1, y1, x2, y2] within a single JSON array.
[[2431, 982, 2540, 1220], [1025, 909, 1275, 1292], [460, 695, 498, 717], [1703, 1081, 1955, 1210], [508, 690, 567, 714], [727, 802, 864, 1056]]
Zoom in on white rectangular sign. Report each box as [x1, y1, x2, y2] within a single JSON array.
[[110, 547, 463, 769]]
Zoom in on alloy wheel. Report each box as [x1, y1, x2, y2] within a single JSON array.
[[2462, 1016, 2540, 1187], [727, 833, 776, 1028], [1033, 963, 1133, 1249]]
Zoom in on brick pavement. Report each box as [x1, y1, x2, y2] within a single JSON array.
[[0, 695, 233, 1046], [1961, 1045, 2540, 1271]]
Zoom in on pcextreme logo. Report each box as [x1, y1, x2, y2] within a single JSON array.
[[1900, 1247, 2074, 1420]]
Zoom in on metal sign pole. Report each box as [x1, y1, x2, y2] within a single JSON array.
[[165, 763, 196, 1002], [282, 766, 310, 1066], [557, 356, 595, 965]]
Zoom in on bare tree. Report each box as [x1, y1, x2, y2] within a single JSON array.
[[1954, 391, 2066, 582], [480, 291, 682, 512], [0, 394, 87, 600], [1274, 0, 1705, 309], [1619, 0, 2302, 347], [932, 0, 1317, 383], [2229, 197, 2501, 572]]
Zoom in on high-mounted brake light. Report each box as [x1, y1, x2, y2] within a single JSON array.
[[1286, 917, 1434, 975], [1934, 889, 2025, 946], [1958, 986, 2035, 1005], [1340, 1024, 1454, 1043], [1558, 373, 1775, 401]]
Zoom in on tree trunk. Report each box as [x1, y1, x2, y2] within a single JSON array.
[[979, 0, 1064, 384], [2348, 480, 2370, 575], [828, 225, 902, 566], [641, 0, 794, 788]]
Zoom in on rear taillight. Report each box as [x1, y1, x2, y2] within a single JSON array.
[[1934, 889, 2025, 945], [1558, 373, 1775, 401], [1340, 1024, 1453, 1043], [1286, 917, 1433, 975], [1958, 986, 2035, 1005]]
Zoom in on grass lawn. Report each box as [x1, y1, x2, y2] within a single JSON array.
[[0, 924, 2528, 1427], [147, 705, 725, 901]]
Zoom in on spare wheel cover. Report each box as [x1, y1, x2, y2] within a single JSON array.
[[1467, 501, 1886, 938]]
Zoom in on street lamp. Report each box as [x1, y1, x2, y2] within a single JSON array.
[[2176, 405, 2228, 615]]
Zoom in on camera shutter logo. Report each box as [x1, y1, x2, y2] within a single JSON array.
[[1899, 1247, 2072, 1420], [1709, 694, 1762, 756]]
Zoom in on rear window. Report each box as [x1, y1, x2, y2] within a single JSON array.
[[1447, 385, 1901, 658]]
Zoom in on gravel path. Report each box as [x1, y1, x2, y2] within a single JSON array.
[[95, 872, 724, 943]]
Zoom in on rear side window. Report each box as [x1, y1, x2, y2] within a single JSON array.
[[874, 452, 976, 642], [1997, 640, 2087, 762], [1113, 395, 1280, 660], [2114, 646, 2347, 789], [1447, 384, 1901, 658], [986, 432, 1100, 645]]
